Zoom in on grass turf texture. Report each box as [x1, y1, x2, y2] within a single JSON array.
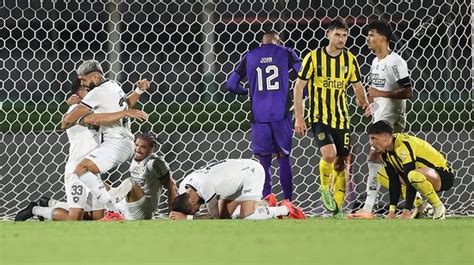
[[1, 218, 473, 265]]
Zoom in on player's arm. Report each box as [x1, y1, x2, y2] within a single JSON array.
[[205, 195, 220, 219], [61, 104, 91, 130], [226, 54, 248, 95], [126, 79, 150, 108], [385, 162, 402, 219], [293, 78, 308, 137], [162, 174, 177, 212], [80, 109, 148, 126], [351, 82, 371, 117]]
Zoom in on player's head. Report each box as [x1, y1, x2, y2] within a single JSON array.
[[76, 60, 104, 90], [134, 132, 158, 161], [69, 78, 88, 99], [366, 20, 393, 50], [261, 30, 282, 45], [326, 18, 349, 50], [367, 120, 394, 152], [171, 191, 201, 215]]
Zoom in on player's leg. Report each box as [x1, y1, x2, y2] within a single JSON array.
[[331, 127, 351, 213], [273, 115, 294, 201], [362, 148, 383, 213], [311, 122, 338, 213], [376, 167, 424, 208], [250, 122, 274, 198]]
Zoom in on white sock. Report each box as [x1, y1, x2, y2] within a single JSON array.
[[231, 205, 241, 219], [108, 178, 133, 204], [363, 162, 383, 212], [243, 206, 289, 220], [54, 201, 69, 210], [48, 198, 61, 208], [78, 172, 117, 212], [32, 206, 53, 220]]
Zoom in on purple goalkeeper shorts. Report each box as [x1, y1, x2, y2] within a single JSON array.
[[250, 115, 293, 156]]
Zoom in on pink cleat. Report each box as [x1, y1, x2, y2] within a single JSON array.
[[264, 193, 278, 207], [99, 211, 125, 222], [280, 199, 306, 219]]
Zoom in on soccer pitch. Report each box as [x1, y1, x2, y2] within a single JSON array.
[[2, 218, 473, 265]]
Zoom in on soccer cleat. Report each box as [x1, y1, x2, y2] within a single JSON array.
[[347, 212, 374, 219], [320, 188, 337, 213], [38, 196, 50, 207], [99, 211, 125, 222], [15, 202, 37, 222], [264, 194, 277, 207], [433, 204, 446, 220], [332, 211, 346, 219], [280, 199, 306, 219]]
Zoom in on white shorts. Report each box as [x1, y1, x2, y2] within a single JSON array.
[[224, 164, 264, 202], [116, 196, 155, 220], [85, 138, 134, 174], [64, 173, 104, 211]]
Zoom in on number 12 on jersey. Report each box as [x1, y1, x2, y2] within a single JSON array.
[[256, 65, 279, 91]]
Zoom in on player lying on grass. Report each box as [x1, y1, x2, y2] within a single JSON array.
[[108, 132, 178, 220], [367, 120, 454, 220], [168, 159, 305, 220]]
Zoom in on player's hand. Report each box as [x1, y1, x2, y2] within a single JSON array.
[[294, 118, 307, 137], [362, 103, 373, 117], [169, 211, 187, 220], [135, 79, 151, 92], [386, 211, 396, 219], [400, 209, 415, 220], [66, 94, 81, 106], [124, 109, 148, 122], [368, 86, 383, 98]]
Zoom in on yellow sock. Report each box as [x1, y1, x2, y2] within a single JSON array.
[[377, 168, 426, 208], [407, 171, 442, 208], [332, 170, 346, 210], [319, 159, 333, 190]]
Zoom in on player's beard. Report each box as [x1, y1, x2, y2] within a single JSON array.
[[88, 81, 98, 90]]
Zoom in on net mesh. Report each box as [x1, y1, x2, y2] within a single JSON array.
[[1, 0, 472, 219]]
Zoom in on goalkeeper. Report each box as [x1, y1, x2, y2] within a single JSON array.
[[367, 120, 454, 220]]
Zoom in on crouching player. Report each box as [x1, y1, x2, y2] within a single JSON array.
[[169, 159, 305, 220]]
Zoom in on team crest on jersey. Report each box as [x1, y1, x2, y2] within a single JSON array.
[[318, 133, 325, 140], [343, 66, 348, 73], [398, 148, 408, 160]]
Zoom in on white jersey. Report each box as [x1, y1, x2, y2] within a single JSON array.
[[178, 159, 263, 202], [370, 51, 410, 122], [80, 79, 133, 141], [64, 104, 99, 174], [129, 154, 170, 206]]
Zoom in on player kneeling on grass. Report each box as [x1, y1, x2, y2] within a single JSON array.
[[168, 159, 305, 220], [367, 120, 454, 220], [108, 133, 178, 220]]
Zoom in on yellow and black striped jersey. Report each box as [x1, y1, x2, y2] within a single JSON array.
[[381, 133, 450, 175], [298, 47, 361, 129]]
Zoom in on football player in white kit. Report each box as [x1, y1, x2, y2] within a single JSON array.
[[16, 77, 148, 221], [357, 21, 424, 217], [61, 60, 149, 221], [168, 159, 306, 220], [109, 133, 178, 220]]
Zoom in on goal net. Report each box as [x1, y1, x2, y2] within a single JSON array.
[[1, 0, 472, 219]]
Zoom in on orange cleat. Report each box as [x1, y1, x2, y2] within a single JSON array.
[[346, 212, 375, 219], [99, 211, 125, 222], [264, 193, 278, 207], [280, 199, 306, 219]]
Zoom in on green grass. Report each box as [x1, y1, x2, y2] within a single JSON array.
[[1, 218, 473, 265]]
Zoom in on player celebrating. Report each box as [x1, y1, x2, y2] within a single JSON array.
[[109, 133, 178, 220], [359, 20, 414, 214], [168, 159, 305, 220], [367, 120, 454, 220], [293, 19, 370, 215], [61, 60, 149, 221], [226, 31, 302, 203]]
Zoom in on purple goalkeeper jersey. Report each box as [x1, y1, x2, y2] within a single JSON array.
[[229, 44, 301, 123]]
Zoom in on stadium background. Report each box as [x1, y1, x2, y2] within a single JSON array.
[[1, 0, 472, 219]]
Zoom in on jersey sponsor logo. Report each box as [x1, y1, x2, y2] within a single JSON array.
[[322, 79, 344, 89], [370, 74, 386, 87], [259, 57, 273, 63], [392, 65, 400, 80], [243, 188, 252, 193]]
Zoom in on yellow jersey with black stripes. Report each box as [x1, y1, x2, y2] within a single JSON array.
[[381, 133, 451, 176], [298, 47, 361, 129]]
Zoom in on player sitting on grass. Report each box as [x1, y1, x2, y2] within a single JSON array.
[[168, 159, 305, 220], [367, 120, 454, 220], [108, 132, 178, 220]]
